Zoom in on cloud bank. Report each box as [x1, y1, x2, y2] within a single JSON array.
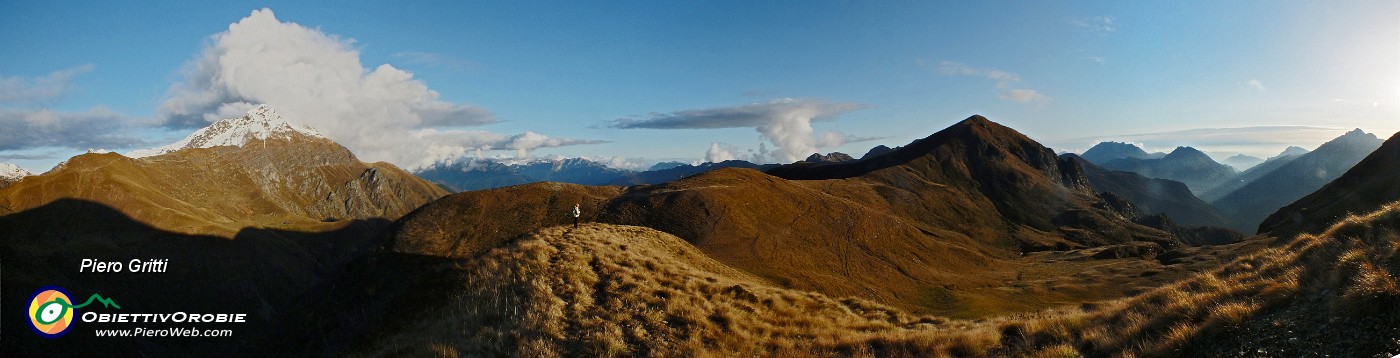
[[611, 98, 869, 162], [156, 8, 599, 169], [0, 107, 143, 151], [0, 65, 144, 153]]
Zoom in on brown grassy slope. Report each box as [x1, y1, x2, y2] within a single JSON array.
[[360, 205, 1400, 357], [0, 136, 447, 236], [388, 116, 1185, 316], [356, 224, 962, 357], [979, 201, 1400, 357], [1261, 130, 1400, 236]]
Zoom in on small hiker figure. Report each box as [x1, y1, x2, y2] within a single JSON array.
[[571, 203, 581, 229]]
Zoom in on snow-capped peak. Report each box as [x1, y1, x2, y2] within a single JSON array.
[[128, 105, 324, 158], [0, 162, 33, 181]]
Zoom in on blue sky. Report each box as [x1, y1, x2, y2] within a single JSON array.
[[2, 1, 1397, 172]]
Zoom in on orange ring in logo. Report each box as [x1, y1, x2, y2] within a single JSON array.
[[28, 287, 75, 338]]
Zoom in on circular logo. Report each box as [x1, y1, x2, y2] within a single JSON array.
[[28, 286, 75, 338]]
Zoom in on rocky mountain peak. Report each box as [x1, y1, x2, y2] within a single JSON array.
[[0, 162, 33, 181], [127, 104, 325, 158]]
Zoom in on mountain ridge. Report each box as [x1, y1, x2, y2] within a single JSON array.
[[1260, 130, 1400, 235]]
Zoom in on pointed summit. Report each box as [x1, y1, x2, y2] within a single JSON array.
[[128, 104, 326, 158], [1331, 128, 1377, 143]]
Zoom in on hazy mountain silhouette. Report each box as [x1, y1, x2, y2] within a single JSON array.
[[1211, 129, 1383, 233], [1200, 146, 1310, 202], [1080, 141, 1166, 164], [609, 160, 777, 185], [1098, 146, 1238, 194], [414, 160, 534, 191], [416, 157, 779, 191], [647, 161, 688, 171], [1260, 131, 1400, 236], [1221, 154, 1264, 171]]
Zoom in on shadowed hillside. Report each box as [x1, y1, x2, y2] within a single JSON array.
[[0, 199, 391, 357]]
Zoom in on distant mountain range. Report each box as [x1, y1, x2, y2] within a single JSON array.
[[415, 158, 778, 192], [1210, 129, 1382, 233], [1199, 146, 1310, 202]]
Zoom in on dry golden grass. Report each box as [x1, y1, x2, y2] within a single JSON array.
[[358, 201, 1400, 356]]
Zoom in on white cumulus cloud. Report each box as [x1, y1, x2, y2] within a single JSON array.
[[705, 142, 738, 163], [155, 8, 599, 169]]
